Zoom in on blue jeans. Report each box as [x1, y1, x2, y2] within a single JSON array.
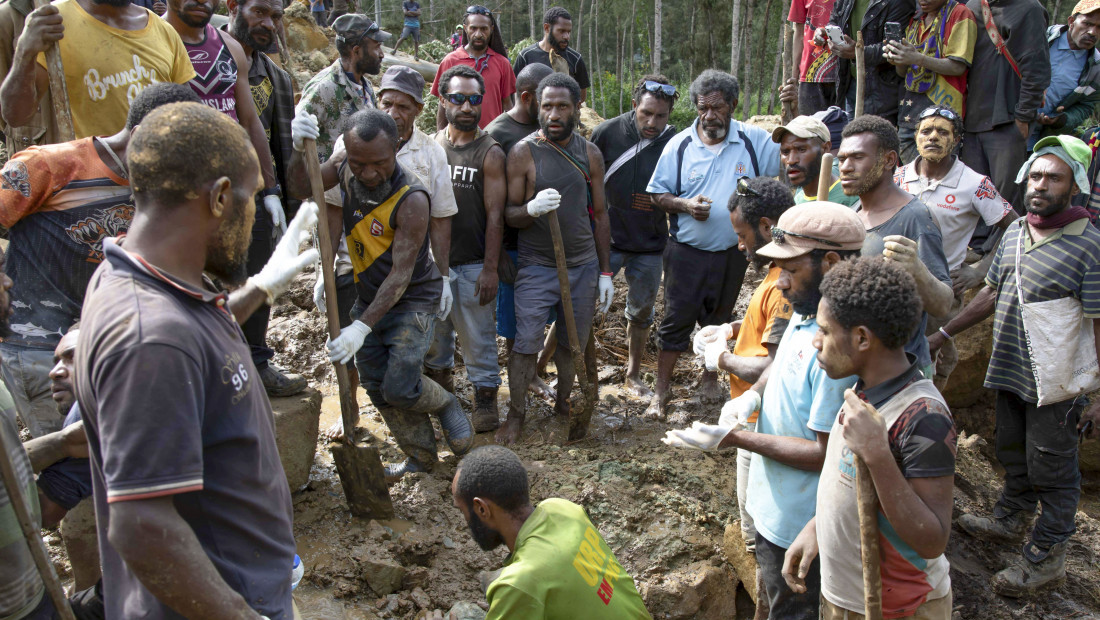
[[608, 250, 662, 328], [425, 264, 502, 388], [0, 343, 61, 437]]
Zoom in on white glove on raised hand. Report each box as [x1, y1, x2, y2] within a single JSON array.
[[263, 194, 287, 237], [703, 338, 728, 371], [719, 390, 761, 429], [291, 111, 319, 152], [693, 323, 734, 356], [248, 202, 320, 304], [598, 274, 614, 313], [661, 421, 730, 451], [313, 274, 326, 310], [438, 274, 454, 320], [326, 320, 371, 364], [526, 188, 561, 217]]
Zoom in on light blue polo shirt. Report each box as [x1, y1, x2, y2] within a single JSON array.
[[744, 312, 857, 549], [646, 118, 781, 252], [1030, 31, 1088, 148]]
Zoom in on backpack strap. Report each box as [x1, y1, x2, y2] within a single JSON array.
[[738, 129, 760, 177], [674, 137, 691, 196]]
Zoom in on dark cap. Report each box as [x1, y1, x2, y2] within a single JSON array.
[[333, 13, 392, 45], [379, 65, 425, 104]]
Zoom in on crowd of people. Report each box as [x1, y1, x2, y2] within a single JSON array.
[[0, 0, 1098, 618]]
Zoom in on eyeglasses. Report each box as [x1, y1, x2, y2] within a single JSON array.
[[466, 5, 491, 16], [770, 226, 842, 248], [736, 176, 761, 197], [344, 21, 380, 47], [642, 80, 677, 97], [444, 93, 484, 105], [918, 106, 958, 122]]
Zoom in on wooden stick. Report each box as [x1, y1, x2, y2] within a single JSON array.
[[854, 32, 866, 119], [0, 427, 77, 620], [856, 456, 883, 619], [302, 139, 394, 519], [32, 0, 74, 141], [781, 23, 794, 124], [816, 152, 834, 202]]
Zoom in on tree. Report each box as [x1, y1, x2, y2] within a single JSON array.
[[653, 0, 662, 74]]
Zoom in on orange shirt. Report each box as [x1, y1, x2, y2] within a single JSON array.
[[729, 266, 793, 421]]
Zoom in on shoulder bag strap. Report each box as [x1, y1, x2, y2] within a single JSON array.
[[980, 0, 1023, 79]]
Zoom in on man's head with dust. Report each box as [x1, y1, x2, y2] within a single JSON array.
[[452, 446, 532, 551], [728, 177, 795, 269], [837, 115, 900, 198], [343, 109, 400, 207], [914, 107, 963, 165], [127, 102, 261, 285]]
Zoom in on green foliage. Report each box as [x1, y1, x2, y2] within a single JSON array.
[[509, 37, 535, 60], [590, 71, 695, 130], [418, 93, 440, 135], [418, 40, 450, 63]]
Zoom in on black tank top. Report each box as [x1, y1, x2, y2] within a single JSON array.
[[519, 132, 597, 268], [435, 129, 500, 266]]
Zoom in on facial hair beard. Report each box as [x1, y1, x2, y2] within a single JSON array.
[[357, 51, 382, 76], [548, 31, 567, 51], [349, 177, 394, 207], [850, 159, 887, 197], [231, 12, 278, 54], [446, 106, 480, 132], [785, 263, 825, 316], [539, 111, 577, 141], [205, 196, 252, 287], [1024, 188, 1073, 217], [702, 118, 729, 142], [787, 149, 824, 190], [746, 230, 769, 270], [466, 510, 504, 551], [176, 5, 212, 28]]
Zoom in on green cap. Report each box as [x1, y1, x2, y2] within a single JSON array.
[[1033, 134, 1092, 169]]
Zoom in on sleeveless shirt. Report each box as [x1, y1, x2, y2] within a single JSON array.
[[435, 129, 500, 265], [518, 132, 597, 268], [186, 24, 239, 121]]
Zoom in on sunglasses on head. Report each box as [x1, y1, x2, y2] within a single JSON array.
[[642, 80, 677, 97], [918, 106, 958, 122], [736, 176, 761, 198], [466, 5, 491, 16], [344, 21, 380, 47], [444, 93, 484, 105], [770, 226, 842, 248]]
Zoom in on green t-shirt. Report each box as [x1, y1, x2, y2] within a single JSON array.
[[486, 498, 651, 620], [850, 0, 870, 38], [795, 178, 860, 207]]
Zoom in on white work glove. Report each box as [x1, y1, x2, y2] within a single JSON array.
[[263, 194, 287, 237], [598, 274, 614, 313], [438, 274, 453, 320], [703, 338, 727, 371], [248, 202, 320, 304], [719, 390, 760, 429], [526, 188, 561, 217], [292, 111, 319, 151], [693, 323, 734, 356], [313, 273, 326, 310], [327, 320, 371, 364], [661, 421, 730, 451]]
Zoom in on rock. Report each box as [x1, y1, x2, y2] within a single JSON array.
[[359, 555, 406, 596], [402, 566, 429, 590], [941, 307, 995, 410], [447, 601, 487, 620], [271, 388, 322, 492], [306, 50, 331, 72], [478, 568, 502, 595], [409, 587, 432, 609], [643, 560, 739, 619], [284, 0, 332, 54], [60, 498, 100, 591], [722, 522, 758, 604]]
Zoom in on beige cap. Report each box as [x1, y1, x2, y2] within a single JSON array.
[[756, 201, 866, 260], [771, 115, 831, 144]]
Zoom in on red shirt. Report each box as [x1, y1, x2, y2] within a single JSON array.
[[431, 47, 516, 128], [788, 0, 839, 82]]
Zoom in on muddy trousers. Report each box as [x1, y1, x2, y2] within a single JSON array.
[[242, 201, 276, 370], [993, 390, 1083, 549], [0, 344, 59, 437], [755, 533, 819, 620]]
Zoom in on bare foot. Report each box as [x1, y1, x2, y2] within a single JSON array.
[[321, 411, 360, 442], [622, 375, 654, 399], [528, 376, 555, 403], [495, 416, 524, 445], [644, 392, 670, 420], [697, 376, 724, 404]]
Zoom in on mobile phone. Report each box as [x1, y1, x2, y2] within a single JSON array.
[[884, 21, 902, 43], [825, 25, 845, 46]]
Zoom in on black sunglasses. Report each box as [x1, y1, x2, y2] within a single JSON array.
[[444, 93, 484, 105], [770, 226, 843, 248], [642, 80, 677, 97], [346, 21, 380, 47], [466, 5, 491, 16], [918, 106, 958, 122], [736, 176, 761, 198]]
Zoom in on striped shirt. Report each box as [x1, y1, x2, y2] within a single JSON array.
[[984, 217, 1100, 402]]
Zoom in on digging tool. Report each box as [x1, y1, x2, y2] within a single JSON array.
[[854, 32, 866, 119], [855, 402, 884, 620], [303, 138, 394, 520], [545, 210, 598, 441], [817, 152, 835, 202], [32, 0, 74, 142], [0, 425, 76, 620], [781, 23, 794, 124]]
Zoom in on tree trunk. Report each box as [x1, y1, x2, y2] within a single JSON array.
[[688, 2, 696, 79], [374, 0, 380, 26], [730, 0, 742, 74], [542, 0, 548, 21], [769, 25, 784, 113], [530, 0, 537, 39], [594, 0, 603, 117], [653, 0, 662, 74], [740, 0, 754, 116], [754, 0, 777, 115], [576, 0, 584, 58], [618, 27, 625, 115], [629, 0, 637, 93]]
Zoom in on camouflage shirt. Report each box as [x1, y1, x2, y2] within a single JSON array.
[[295, 59, 378, 162]]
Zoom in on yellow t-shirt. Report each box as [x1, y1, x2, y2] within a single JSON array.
[[729, 266, 793, 421], [37, 0, 195, 138]]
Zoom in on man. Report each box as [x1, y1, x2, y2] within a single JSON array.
[[1031, 5, 1100, 149], [960, 0, 1049, 213], [783, 257, 957, 619], [431, 5, 514, 130], [296, 13, 389, 162], [0, 83, 200, 437], [838, 115, 954, 378], [426, 65, 507, 432], [440, 446, 650, 619], [883, 0, 977, 163], [168, 0, 304, 396], [512, 7, 590, 104], [645, 69, 781, 419], [0, 0, 59, 153], [929, 135, 1100, 596], [772, 115, 857, 206], [788, 0, 840, 116], [0, 0, 195, 139], [392, 0, 420, 60], [664, 201, 863, 619], [76, 102, 319, 618], [289, 109, 474, 480], [692, 177, 795, 553], [496, 73, 613, 445], [894, 107, 1017, 388], [818, 0, 913, 123], [590, 75, 678, 399]]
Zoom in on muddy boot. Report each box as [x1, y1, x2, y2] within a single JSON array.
[[958, 510, 1031, 543], [472, 386, 500, 433], [376, 406, 437, 482], [424, 366, 455, 394], [383, 458, 430, 484], [992, 540, 1068, 597], [410, 376, 473, 456], [259, 365, 307, 397]]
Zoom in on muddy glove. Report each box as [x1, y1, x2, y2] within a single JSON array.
[[263, 194, 287, 237], [693, 323, 734, 356], [703, 338, 727, 371], [526, 188, 560, 217], [313, 273, 326, 310], [292, 111, 319, 152], [438, 273, 453, 320], [248, 202, 320, 304], [598, 273, 614, 313], [719, 391, 760, 429], [327, 320, 370, 364], [661, 421, 729, 451]]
